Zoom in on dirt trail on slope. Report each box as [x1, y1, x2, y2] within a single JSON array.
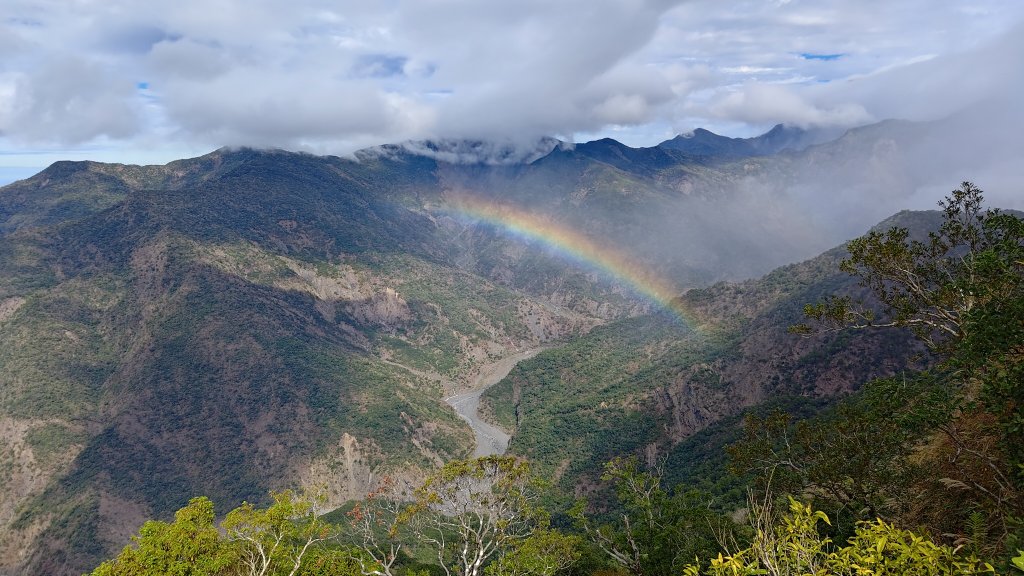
[[444, 349, 541, 457]]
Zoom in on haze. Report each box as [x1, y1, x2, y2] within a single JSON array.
[[1, 0, 1022, 224]]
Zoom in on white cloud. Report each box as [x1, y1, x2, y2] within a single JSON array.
[[0, 0, 1021, 159], [708, 83, 872, 128], [1, 56, 142, 144]]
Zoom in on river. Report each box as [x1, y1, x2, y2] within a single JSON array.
[[443, 348, 540, 457]]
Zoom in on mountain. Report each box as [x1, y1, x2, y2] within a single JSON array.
[[657, 123, 844, 158], [0, 117, 1001, 574], [480, 218, 930, 493]]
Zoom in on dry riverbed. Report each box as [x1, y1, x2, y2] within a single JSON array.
[[444, 349, 541, 457]]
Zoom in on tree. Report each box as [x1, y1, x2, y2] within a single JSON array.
[[683, 498, 995, 576], [403, 456, 543, 576], [571, 457, 729, 576], [952, 207, 1024, 469], [293, 547, 365, 576], [793, 181, 1015, 353], [484, 528, 582, 576], [222, 488, 336, 576], [344, 476, 406, 576], [728, 374, 953, 525], [89, 496, 236, 576], [791, 182, 1024, 555]]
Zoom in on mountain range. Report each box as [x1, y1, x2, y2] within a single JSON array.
[[0, 120, 984, 574]]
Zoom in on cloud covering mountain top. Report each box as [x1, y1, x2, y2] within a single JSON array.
[[0, 0, 1022, 165]]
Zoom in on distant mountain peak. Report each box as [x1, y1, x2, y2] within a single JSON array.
[[358, 137, 566, 165], [660, 123, 845, 158]]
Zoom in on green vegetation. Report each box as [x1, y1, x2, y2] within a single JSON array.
[[484, 228, 919, 495], [4, 146, 669, 574], [730, 183, 1024, 566], [683, 498, 996, 575], [76, 182, 1024, 576], [2, 131, 1019, 576], [90, 497, 237, 576], [570, 457, 732, 576], [481, 315, 697, 480], [87, 459, 574, 576], [24, 423, 88, 467]]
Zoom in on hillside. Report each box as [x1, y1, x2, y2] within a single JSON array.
[[0, 149, 619, 573], [480, 226, 928, 493], [0, 120, 975, 575]]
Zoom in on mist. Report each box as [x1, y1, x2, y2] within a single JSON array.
[[3, 1, 1022, 165], [637, 102, 1024, 288], [2, 0, 1022, 285]]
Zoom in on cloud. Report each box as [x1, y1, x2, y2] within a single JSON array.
[[0, 0, 1022, 155], [159, 70, 437, 149], [708, 83, 871, 127], [808, 22, 1024, 123], [0, 55, 141, 144]]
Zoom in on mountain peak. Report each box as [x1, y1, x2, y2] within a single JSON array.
[[358, 137, 565, 165], [659, 123, 844, 158]]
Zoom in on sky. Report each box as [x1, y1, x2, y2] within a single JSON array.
[[1, 0, 1024, 183]]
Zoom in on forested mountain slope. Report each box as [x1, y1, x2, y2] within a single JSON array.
[[0, 119, 991, 574]]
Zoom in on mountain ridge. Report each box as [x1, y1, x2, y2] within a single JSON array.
[[0, 115, 1010, 575]]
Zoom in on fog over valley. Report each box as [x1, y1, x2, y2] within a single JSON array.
[[1, 2, 1023, 576]]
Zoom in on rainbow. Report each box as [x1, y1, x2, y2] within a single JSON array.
[[442, 194, 699, 327]]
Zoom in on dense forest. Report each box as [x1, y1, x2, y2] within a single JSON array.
[[86, 183, 1024, 575]]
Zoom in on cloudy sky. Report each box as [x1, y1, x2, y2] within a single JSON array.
[[1, 0, 1023, 181]]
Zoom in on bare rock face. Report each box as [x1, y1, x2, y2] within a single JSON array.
[[0, 297, 25, 322], [303, 433, 377, 508], [0, 417, 88, 576], [349, 287, 414, 330]]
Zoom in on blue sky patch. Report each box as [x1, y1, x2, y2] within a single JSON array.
[[800, 53, 844, 61], [352, 54, 409, 78]]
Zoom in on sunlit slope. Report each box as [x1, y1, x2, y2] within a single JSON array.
[[482, 227, 931, 490], [0, 119, 965, 574], [0, 148, 645, 574]]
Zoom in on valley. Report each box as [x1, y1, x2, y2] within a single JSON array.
[[0, 119, 1017, 575], [444, 348, 542, 457], [5, 3, 1024, 573]]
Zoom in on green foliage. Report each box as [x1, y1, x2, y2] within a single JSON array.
[[340, 476, 408, 576], [89, 496, 237, 576], [1011, 550, 1024, 572], [0, 276, 121, 420], [683, 498, 995, 576], [484, 315, 697, 483], [952, 208, 1024, 474], [485, 529, 582, 576], [24, 422, 88, 467], [788, 182, 1024, 559], [796, 181, 1021, 356], [222, 488, 336, 576], [728, 373, 955, 525], [572, 457, 732, 576], [293, 548, 364, 576], [405, 456, 545, 576], [88, 491, 350, 576]]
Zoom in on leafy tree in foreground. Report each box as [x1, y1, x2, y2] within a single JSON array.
[[728, 373, 955, 530], [403, 456, 544, 576], [484, 528, 582, 576], [785, 181, 1024, 557], [222, 488, 336, 576], [88, 490, 348, 576], [343, 476, 406, 576], [571, 457, 730, 576], [683, 498, 995, 576], [793, 181, 1010, 352], [89, 496, 237, 576]]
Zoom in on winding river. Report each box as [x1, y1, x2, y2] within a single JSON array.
[[444, 349, 540, 457]]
